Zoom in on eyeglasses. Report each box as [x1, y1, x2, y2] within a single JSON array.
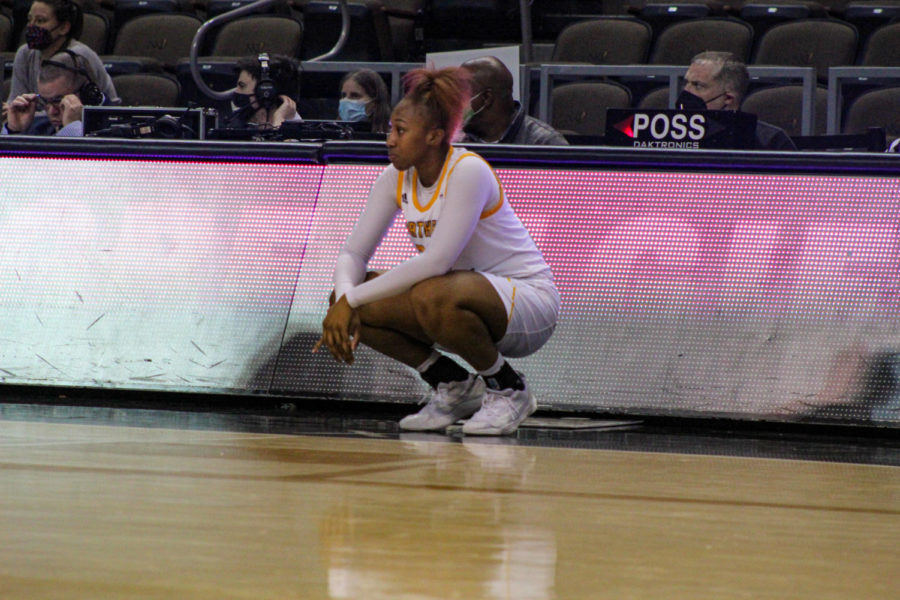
[[34, 94, 65, 110]]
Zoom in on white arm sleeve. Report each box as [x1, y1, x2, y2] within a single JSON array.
[[333, 168, 401, 301], [344, 157, 497, 308]]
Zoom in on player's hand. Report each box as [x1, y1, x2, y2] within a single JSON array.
[[313, 295, 360, 364], [60, 94, 84, 127], [7, 93, 38, 132]]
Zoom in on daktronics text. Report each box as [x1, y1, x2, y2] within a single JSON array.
[[628, 113, 706, 148]]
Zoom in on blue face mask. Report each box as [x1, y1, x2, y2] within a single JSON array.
[[339, 99, 368, 122]]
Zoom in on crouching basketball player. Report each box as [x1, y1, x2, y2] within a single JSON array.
[[315, 66, 559, 435]]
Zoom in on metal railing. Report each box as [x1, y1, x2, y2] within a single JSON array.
[[536, 64, 819, 136], [826, 66, 900, 134]]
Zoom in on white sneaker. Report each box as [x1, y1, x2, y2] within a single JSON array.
[[462, 380, 537, 436], [399, 374, 485, 431]]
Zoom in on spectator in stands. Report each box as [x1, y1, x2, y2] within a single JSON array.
[[227, 54, 301, 129], [460, 56, 568, 145], [7, 0, 118, 105], [3, 51, 102, 135], [338, 69, 391, 134], [681, 51, 797, 151]]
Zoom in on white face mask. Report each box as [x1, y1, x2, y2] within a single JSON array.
[[462, 90, 487, 126]]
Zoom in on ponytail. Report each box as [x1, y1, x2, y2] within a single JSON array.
[[402, 66, 471, 142]]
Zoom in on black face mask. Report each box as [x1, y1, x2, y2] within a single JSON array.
[[25, 24, 56, 50], [676, 89, 708, 111], [231, 91, 254, 110]]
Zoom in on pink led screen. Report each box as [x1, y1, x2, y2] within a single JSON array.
[[0, 152, 898, 426], [0, 157, 322, 390], [279, 165, 900, 426]]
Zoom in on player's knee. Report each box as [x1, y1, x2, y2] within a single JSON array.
[[409, 279, 451, 329]]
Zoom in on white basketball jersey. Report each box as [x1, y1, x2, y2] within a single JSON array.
[[395, 146, 552, 281]]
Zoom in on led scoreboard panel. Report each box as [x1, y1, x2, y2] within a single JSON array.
[[0, 138, 898, 427]]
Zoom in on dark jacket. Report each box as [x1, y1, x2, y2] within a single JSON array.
[[463, 101, 569, 146]]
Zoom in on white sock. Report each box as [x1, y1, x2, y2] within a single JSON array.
[[415, 350, 442, 373], [477, 353, 505, 377]]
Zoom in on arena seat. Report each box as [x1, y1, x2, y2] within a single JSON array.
[[637, 85, 671, 108], [205, 0, 292, 19], [841, 2, 900, 50], [843, 86, 900, 140], [210, 15, 303, 58], [0, 13, 10, 52], [81, 12, 111, 55], [551, 17, 653, 65], [752, 18, 858, 80], [113, 0, 190, 30], [112, 72, 182, 107], [741, 83, 828, 135], [859, 21, 900, 66], [738, 0, 826, 39], [104, 13, 203, 74], [639, 1, 712, 34], [550, 80, 632, 137], [650, 18, 756, 65], [531, 0, 610, 42]]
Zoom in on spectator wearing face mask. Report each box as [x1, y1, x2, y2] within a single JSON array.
[[7, 0, 118, 106], [227, 54, 301, 129], [337, 69, 391, 134], [459, 55, 567, 145], [678, 51, 796, 151]]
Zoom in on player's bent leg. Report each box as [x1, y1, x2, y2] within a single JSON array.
[[407, 271, 508, 372], [354, 290, 434, 364], [346, 283, 485, 431], [462, 275, 558, 436]]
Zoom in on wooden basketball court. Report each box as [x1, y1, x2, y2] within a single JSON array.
[[1, 404, 897, 599]]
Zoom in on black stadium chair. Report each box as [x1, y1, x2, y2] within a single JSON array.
[[209, 15, 303, 58], [639, 2, 711, 37], [550, 80, 632, 137], [551, 17, 653, 65], [637, 86, 672, 109], [112, 72, 182, 107], [741, 84, 828, 136], [104, 14, 203, 74], [843, 86, 900, 139], [113, 0, 187, 29], [80, 12, 111, 55], [531, 0, 610, 42], [738, 0, 826, 40], [650, 17, 756, 65], [841, 2, 900, 49], [751, 18, 858, 80], [205, 0, 292, 19], [860, 22, 900, 66], [175, 57, 236, 110], [0, 13, 11, 52]]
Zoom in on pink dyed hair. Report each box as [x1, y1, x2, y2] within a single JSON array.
[[401, 66, 472, 141]]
